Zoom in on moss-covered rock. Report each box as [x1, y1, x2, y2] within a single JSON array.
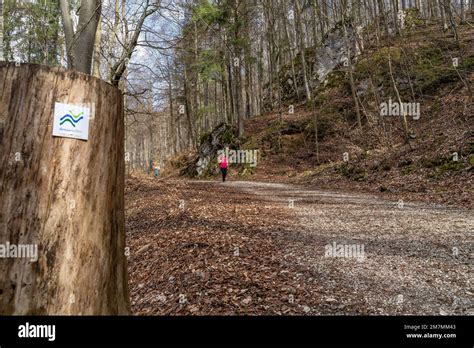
[[469, 155, 474, 167], [238, 163, 257, 177], [339, 162, 368, 181], [181, 123, 237, 177], [404, 8, 425, 29]]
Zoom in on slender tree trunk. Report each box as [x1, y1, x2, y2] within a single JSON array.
[[341, 7, 362, 130], [444, 0, 460, 46], [378, 0, 390, 35], [0, 0, 4, 62], [315, 0, 326, 41], [392, 0, 400, 35], [183, 67, 196, 147], [439, 0, 449, 30], [234, 58, 244, 137], [107, 0, 120, 78], [293, 0, 312, 102], [388, 48, 410, 142], [283, 2, 300, 100], [232, 0, 244, 137], [93, 17, 102, 78], [166, 62, 175, 154]]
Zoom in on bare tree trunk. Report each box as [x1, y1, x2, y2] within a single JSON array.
[[439, 0, 449, 30], [293, 0, 312, 102], [231, 0, 244, 137], [226, 52, 234, 124], [444, 0, 460, 46], [234, 57, 244, 137], [93, 17, 102, 78], [60, 0, 102, 75], [315, 0, 326, 41], [166, 60, 176, 155], [0, 63, 130, 314], [282, 1, 300, 100], [391, 0, 400, 35], [341, 3, 362, 130], [0, 0, 4, 61], [106, 0, 120, 77], [183, 68, 196, 147], [388, 49, 410, 142], [378, 0, 390, 35]]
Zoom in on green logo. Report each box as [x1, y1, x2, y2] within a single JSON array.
[[60, 111, 84, 127]]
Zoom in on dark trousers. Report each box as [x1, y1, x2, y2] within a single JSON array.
[[220, 168, 227, 182]]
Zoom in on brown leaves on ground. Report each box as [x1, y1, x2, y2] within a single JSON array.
[[126, 177, 325, 315], [126, 176, 473, 315]]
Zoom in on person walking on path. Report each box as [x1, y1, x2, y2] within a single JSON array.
[[219, 153, 228, 182]]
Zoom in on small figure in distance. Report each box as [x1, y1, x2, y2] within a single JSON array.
[[218, 152, 228, 182]]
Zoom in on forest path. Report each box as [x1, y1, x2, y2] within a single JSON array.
[[126, 178, 473, 315]]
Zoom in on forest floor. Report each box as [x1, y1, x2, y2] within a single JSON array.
[[126, 176, 473, 315]]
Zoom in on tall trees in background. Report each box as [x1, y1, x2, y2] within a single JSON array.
[[1, 0, 470, 169], [2, 0, 62, 65], [157, 0, 471, 165]]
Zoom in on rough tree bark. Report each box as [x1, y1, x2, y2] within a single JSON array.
[[0, 0, 3, 61], [0, 63, 130, 315]]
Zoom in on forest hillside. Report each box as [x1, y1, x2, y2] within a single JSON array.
[[168, 17, 473, 208]]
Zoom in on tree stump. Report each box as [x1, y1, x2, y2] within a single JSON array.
[[0, 63, 130, 314]]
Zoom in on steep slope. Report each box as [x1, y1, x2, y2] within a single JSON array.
[[169, 22, 473, 208], [238, 22, 474, 208]]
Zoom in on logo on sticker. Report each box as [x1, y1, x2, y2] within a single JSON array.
[[53, 102, 90, 140], [59, 111, 84, 127]]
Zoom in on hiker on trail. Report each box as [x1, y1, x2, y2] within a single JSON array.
[[153, 165, 160, 178], [218, 153, 228, 182]]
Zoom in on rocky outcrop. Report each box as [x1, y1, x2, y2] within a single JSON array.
[[312, 23, 357, 85], [263, 23, 359, 110], [180, 123, 236, 177]]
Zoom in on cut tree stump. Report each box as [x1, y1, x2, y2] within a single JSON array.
[[0, 63, 130, 314]]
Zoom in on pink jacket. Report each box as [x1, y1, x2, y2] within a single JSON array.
[[219, 156, 228, 169]]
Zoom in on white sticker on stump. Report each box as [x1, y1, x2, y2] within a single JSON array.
[[52, 102, 90, 140]]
